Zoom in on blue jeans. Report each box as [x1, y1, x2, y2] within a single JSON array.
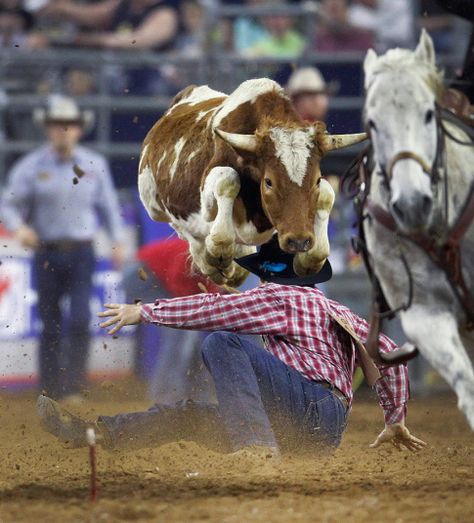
[[33, 244, 94, 398], [99, 332, 348, 452]]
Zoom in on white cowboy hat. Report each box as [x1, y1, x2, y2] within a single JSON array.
[[33, 95, 95, 131], [287, 67, 339, 97]]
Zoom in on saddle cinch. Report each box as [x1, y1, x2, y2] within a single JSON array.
[[441, 88, 474, 126]]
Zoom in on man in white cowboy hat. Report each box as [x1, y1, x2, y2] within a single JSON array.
[[1, 95, 125, 402], [286, 66, 338, 123]]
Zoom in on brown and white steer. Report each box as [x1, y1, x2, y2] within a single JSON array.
[[138, 78, 366, 286]]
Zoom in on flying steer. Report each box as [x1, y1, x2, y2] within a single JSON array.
[[138, 78, 366, 286]]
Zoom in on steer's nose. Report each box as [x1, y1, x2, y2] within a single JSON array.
[[282, 235, 314, 253]]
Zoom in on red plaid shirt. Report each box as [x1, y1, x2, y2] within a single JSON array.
[[141, 283, 409, 424]]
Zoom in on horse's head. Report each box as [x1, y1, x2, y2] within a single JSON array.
[[363, 30, 442, 234]]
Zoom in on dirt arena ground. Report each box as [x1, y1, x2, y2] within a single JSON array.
[[0, 384, 473, 523]]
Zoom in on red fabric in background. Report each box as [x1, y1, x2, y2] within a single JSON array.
[[136, 237, 221, 297]]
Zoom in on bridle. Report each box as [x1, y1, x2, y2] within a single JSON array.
[[342, 104, 474, 365], [386, 150, 433, 179], [375, 104, 450, 226]]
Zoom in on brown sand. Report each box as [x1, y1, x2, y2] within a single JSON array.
[[0, 386, 473, 523]]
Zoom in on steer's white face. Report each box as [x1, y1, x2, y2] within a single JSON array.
[[260, 126, 321, 254]]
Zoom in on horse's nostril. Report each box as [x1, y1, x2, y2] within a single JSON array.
[[422, 195, 432, 216], [392, 201, 404, 221]]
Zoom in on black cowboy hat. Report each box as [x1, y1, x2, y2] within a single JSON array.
[[235, 235, 332, 286]]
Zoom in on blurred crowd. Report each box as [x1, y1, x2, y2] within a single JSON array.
[[0, 0, 466, 97], [0, 0, 464, 56]]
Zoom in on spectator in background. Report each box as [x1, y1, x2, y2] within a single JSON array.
[[36, 0, 180, 50], [348, 0, 414, 52], [63, 68, 97, 97], [246, 1, 304, 58], [433, 0, 474, 102], [122, 236, 221, 403], [233, 0, 270, 54], [418, 1, 456, 53], [173, 0, 204, 56], [0, 96, 125, 402], [0, 1, 46, 49], [286, 66, 337, 123], [375, 0, 414, 51], [37, 0, 182, 95], [160, 0, 206, 90], [313, 0, 374, 52], [347, 0, 377, 33]]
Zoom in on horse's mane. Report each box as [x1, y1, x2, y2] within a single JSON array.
[[368, 48, 444, 101]]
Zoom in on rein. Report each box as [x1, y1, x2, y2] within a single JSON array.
[[342, 107, 474, 365]]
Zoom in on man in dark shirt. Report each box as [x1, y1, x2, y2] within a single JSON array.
[[38, 0, 180, 50]]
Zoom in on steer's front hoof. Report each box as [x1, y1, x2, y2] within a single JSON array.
[[205, 237, 235, 271], [205, 249, 234, 271], [224, 264, 249, 288]]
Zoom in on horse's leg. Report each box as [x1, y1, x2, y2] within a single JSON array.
[[201, 166, 240, 280], [293, 178, 335, 276], [401, 307, 474, 430]]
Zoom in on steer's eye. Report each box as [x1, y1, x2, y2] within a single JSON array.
[[425, 109, 434, 124], [368, 119, 377, 132], [264, 178, 273, 188]]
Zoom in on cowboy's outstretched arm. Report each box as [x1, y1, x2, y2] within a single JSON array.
[[98, 286, 287, 336], [345, 307, 427, 451]]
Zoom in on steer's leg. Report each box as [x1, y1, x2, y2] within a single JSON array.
[[225, 245, 256, 288], [201, 166, 240, 279], [401, 307, 474, 430], [293, 178, 335, 276]]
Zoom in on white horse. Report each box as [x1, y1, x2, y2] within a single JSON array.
[[361, 30, 474, 428]]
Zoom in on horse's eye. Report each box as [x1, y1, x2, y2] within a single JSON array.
[[425, 109, 434, 124], [264, 178, 273, 188], [368, 119, 377, 131]]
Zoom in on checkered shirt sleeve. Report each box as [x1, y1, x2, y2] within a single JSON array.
[[342, 307, 409, 425], [140, 285, 288, 334]]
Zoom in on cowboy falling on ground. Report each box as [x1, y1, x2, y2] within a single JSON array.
[[37, 236, 426, 459]]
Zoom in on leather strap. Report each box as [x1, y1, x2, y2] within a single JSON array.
[[449, 185, 474, 244], [329, 312, 382, 387], [365, 189, 474, 330], [366, 198, 397, 232]]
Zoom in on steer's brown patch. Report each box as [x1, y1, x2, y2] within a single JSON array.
[[140, 82, 327, 237]]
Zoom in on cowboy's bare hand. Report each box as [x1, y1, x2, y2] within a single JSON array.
[[370, 422, 427, 452], [97, 303, 142, 335]]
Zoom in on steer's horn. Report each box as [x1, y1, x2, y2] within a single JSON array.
[[215, 128, 258, 153], [320, 132, 367, 153]]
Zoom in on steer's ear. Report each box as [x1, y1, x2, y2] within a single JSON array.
[[214, 128, 258, 154], [320, 132, 367, 154]]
